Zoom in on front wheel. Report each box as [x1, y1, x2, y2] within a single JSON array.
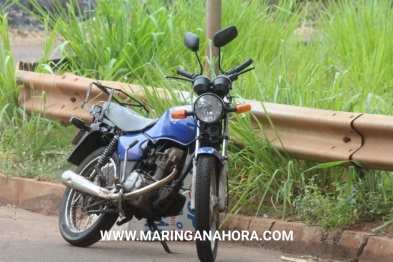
[[195, 155, 219, 262], [59, 147, 119, 247]]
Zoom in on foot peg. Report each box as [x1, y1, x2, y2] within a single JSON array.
[[116, 216, 133, 226]]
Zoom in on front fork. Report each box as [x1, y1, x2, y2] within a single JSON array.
[[191, 115, 229, 212]]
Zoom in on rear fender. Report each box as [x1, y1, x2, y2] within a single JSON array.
[[67, 128, 107, 166]]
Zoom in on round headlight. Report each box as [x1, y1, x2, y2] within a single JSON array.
[[194, 94, 224, 123]]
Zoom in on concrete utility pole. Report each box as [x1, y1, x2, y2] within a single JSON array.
[[205, 0, 222, 78]]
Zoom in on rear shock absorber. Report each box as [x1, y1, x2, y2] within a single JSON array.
[[95, 135, 119, 186]]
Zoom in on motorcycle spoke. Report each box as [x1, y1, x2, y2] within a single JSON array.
[[71, 193, 82, 206], [76, 213, 83, 231], [74, 209, 92, 231], [84, 215, 94, 229], [82, 199, 108, 210]]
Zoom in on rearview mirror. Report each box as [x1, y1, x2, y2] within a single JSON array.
[[184, 32, 200, 52], [213, 26, 238, 48]]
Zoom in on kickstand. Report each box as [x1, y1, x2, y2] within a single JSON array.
[[146, 219, 176, 254]]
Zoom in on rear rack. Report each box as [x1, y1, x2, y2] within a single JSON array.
[[82, 82, 149, 118]]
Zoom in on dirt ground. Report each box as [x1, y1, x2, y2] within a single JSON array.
[[7, 28, 51, 45]]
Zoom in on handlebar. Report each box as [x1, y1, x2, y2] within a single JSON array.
[[174, 58, 253, 82], [176, 68, 199, 79], [226, 58, 253, 75]]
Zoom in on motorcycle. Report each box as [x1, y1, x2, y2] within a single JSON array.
[[59, 25, 253, 262]]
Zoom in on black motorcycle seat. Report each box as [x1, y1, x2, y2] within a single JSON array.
[[103, 102, 158, 132]]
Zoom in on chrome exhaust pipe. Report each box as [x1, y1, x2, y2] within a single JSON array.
[[61, 168, 179, 201], [61, 170, 114, 199]]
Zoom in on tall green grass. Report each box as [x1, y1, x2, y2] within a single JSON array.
[[319, 0, 393, 114], [0, 12, 74, 180], [2, 0, 393, 229], [0, 105, 75, 179], [0, 15, 16, 112], [22, 0, 206, 85]]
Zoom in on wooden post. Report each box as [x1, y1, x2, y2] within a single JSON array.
[[205, 0, 222, 78]]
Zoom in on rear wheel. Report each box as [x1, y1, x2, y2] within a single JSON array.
[[195, 155, 219, 262], [59, 147, 119, 247]]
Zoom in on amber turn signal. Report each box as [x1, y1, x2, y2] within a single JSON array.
[[171, 109, 187, 119], [235, 104, 251, 114]]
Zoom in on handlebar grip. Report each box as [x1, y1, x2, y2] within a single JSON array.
[[176, 68, 198, 79], [226, 58, 253, 75]]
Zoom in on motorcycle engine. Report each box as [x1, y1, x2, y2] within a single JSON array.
[[123, 147, 184, 216]]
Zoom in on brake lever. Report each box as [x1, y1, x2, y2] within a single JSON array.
[[228, 67, 255, 81], [238, 67, 255, 76]]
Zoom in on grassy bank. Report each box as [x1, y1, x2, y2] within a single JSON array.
[[1, 0, 393, 232], [0, 11, 74, 180]]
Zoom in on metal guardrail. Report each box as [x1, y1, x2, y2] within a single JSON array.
[[17, 67, 178, 125], [248, 102, 393, 171], [351, 114, 393, 171], [249, 101, 364, 164], [16, 66, 393, 171]]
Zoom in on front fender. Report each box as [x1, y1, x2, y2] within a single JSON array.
[[197, 147, 225, 163]]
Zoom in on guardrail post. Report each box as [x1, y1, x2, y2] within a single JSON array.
[[206, 0, 221, 78]]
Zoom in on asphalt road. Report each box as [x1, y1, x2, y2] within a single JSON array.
[[0, 205, 286, 262]]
